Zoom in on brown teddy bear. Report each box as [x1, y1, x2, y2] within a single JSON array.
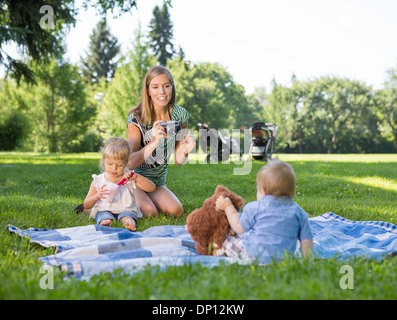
[[186, 185, 244, 255]]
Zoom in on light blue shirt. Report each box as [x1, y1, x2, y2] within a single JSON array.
[[238, 195, 313, 263]]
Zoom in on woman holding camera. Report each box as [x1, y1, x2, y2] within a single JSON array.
[[126, 65, 195, 218]]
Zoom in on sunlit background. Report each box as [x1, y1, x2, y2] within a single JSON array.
[[67, 0, 397, 93]]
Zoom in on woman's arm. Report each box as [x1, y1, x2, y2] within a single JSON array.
[[127, 172, 156, 193], [127, 121, 164, 170]]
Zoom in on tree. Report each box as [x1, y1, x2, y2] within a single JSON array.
[[0, 78, 31, 150], [80, 18, 120, 85], [170, 61, 247, 130], [375, 66, 397, 149], [0, 109, 29, 150], [18, 58, 94, 152], [304, 76, 374, 153], [0, 0, 138, 84], [229, 84, 252, 129], [268, 78, 319, 153], [99, 28, 157, 139], [148, 5, 175, 66], [0, 0, 75, 84], [267, 75, 379, 153]]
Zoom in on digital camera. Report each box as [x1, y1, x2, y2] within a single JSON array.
[[159, 120, 182, 136]]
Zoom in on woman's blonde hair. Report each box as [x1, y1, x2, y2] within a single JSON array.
[[99, 138, 130, 172], [128, 65, 176, 126], [256, 160, 296, 197]]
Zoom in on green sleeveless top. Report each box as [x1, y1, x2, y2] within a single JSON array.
[[126, 105, 189, 187]]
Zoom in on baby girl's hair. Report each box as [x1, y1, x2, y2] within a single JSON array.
[[256, 160, 296, 197], [99, 137, 130, 172]]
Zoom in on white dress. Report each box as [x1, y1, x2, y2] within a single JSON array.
[[89, 173, 142, 219]]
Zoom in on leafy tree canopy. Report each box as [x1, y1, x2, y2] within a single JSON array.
[[0, 0, 170, 84]]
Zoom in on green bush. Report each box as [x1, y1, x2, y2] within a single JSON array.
[[0, 111, 29, 151]]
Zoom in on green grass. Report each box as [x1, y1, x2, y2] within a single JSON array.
[[1, 152, 397, 299]]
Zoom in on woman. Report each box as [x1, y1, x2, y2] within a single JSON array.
[[126, 65, 195, 218]]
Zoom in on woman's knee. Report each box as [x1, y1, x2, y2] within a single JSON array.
[[147, 186, 183, 217], [164, 203, 183, 218], [135, 188, 158, 217], [140, 203, 158, 217]]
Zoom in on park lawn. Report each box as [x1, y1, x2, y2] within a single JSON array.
[[0, 152, 396, 299]]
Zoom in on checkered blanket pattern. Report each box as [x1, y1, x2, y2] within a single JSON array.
[[306, 212, 397, 259], [7, 213, 397, 280]]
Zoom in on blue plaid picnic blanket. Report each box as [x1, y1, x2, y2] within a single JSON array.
[[306, 212, 397, 259], [7, 213, 397, 280]]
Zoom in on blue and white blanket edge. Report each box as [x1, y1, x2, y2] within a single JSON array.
[[7, 212, 397, 280]]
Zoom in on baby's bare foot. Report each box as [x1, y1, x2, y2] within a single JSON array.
[[100, 219, 112, 227], [124, 222, 136, 231], [121, 217, 136, 231]]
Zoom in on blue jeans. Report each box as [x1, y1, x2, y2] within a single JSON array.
[[95, 210, 138, 225]]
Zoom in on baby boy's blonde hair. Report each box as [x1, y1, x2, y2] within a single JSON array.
[[256, 160, 296, 197], [99, 137, 130, 172]]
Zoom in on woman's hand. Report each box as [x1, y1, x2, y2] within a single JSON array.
[[174, 130, 196, 165], [151, 120, 167, 147], [180, 130, 196, 156]]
